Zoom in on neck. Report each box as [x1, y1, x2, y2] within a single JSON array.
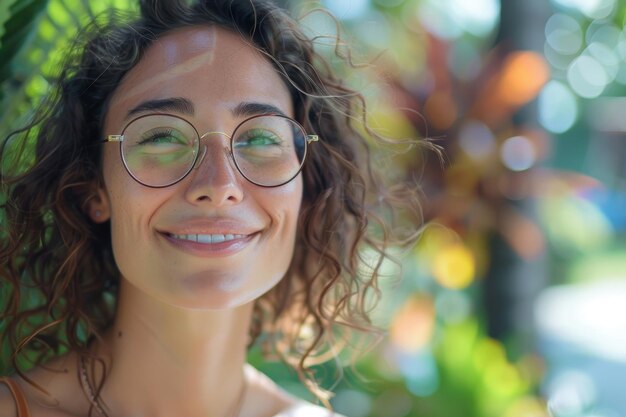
[[93, 280, 253, 417]]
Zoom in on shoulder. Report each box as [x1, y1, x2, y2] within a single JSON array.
[[243, 365, 347, 417], [274, 402, 348, 417]]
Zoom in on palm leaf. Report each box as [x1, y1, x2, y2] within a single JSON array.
[[0, 0, 135, 140]]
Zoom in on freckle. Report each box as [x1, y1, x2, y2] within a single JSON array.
[[118, 331, 123, 338]]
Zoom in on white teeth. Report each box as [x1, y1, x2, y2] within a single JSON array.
[[171, 233, 245, 243]]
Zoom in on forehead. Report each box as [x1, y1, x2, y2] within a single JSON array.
[[105, 25, 293, 125]]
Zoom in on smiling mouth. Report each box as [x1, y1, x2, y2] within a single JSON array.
[[168, 233, 248, 244]]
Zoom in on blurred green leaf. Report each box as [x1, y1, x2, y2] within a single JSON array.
[[0, 0, 49, 86], [0, 0, 137, 140], [0, 0, 19, 41]]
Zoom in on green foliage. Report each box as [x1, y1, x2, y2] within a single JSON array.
[[0, 0, 49, 88], [0, 0, 19, 41], [0, 0, 136, 141], [247, 319, 544, 417]]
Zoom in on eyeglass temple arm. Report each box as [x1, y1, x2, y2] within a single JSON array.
[[306, 135, 319, 144], [105, 135, 124, 142]]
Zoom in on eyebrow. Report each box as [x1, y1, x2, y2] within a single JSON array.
[[126, 97, 195, 119], [125, 97, 287, 120], [232, 102, 287, 118]]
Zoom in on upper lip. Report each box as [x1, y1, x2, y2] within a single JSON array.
[[157, 217, 263, 236]]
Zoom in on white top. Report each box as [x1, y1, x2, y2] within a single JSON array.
[[244, 364, 347, 417], [274, 402, 348, 417]]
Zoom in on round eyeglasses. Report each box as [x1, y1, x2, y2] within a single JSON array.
[[103, 113, 318, 188]]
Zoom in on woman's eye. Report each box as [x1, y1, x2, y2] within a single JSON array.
[[138, 129, 187, 145], [235, 129, 282, 147]]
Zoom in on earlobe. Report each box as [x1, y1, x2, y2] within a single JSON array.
[[87, 187, 111, 223]]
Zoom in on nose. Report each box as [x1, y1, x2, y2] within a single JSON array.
[[183, 133, 244, 206]]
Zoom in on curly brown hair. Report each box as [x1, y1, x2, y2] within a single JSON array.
[[0, 0, 423, 406]]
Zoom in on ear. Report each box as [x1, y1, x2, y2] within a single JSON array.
[[87, 186, 111, 223]]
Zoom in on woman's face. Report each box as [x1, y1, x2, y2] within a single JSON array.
[[93, 26, 302, 309]]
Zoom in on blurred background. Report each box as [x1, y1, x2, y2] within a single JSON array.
[[1, 0, 625, 416]]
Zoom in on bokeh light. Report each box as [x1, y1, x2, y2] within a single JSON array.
[[545, 13, 583, 56], [496, 52, 550, 108], [396, 349, 440, 397], [500, 136, 536, 172], [535, 280, 626, 363], [504, 397, 549, 417], [539, 193, 613, 253], [538, 81, 578, 133], [585, 43, 618, 84], [417, 0, 499, 39], [546, 370, 596, 416], [567, 54, 608, 98], [322, 0, 370, 20], [544, 41, 573, 70], [459, 120, 496, 160], [447, 0, 500, 37], [551, 0, 616, 20], [390, 296, 435, 352], [586, 22, 620, 47], [432, 243, 476, 290]]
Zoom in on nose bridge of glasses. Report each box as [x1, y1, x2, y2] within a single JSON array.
[[199, 130, 231, 141], [194, 131, 234, 169]]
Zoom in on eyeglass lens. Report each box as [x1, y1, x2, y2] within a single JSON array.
[[119, 114, 307, 187]]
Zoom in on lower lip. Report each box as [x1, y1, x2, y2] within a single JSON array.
[[160, 232, 257, 257]]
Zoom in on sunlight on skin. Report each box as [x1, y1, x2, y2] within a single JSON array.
[[115, 27, 218, 106]]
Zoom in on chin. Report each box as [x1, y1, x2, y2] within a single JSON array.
[[167, 270, 286, 310]]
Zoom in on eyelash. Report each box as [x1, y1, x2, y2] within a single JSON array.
[[138, 129, 177, 144]]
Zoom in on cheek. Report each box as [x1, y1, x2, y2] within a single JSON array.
[[107, 189, 145, 278], [101, 147, 168, 274], [236, 180, 302, 304], [265, 177, 302, 239], [262, 178, 303, 273]]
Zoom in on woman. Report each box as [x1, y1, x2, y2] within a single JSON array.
[[0, 0, 421, 416]]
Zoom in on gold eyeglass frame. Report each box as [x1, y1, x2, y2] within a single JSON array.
[[103, 112, 319, 188]]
